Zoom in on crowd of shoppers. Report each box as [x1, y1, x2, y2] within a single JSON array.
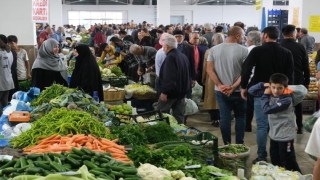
[[1, 20, 319, 177]]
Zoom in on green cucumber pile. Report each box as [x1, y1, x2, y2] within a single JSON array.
[[0, 148, 140, 179]]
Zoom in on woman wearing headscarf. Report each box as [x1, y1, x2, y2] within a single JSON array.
[[70, 44, 103, 101], [32, 39, 68, 91]]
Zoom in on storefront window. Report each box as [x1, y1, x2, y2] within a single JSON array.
[[68, 11, 123, 28]]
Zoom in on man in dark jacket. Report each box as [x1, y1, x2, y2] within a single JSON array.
[[158, 34, 191, 124], [173, 30, 195, 91], [281, 24, 310, 134], [240, 26, 294, 163]]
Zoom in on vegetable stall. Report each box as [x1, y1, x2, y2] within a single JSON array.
[[0, 83, 242, 180], [0, 81, 307, 179]]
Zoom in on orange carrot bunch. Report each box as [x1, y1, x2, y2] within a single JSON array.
[[23, 134, 132, 164]]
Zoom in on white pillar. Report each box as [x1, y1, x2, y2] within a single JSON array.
[[301, 0, 320, 42], [49, 0, 63, 28], [0, 0, 36, 45], [157, 0, 170, 26]]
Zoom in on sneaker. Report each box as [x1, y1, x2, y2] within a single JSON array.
[[212, 120, 219, 127], [252, 158, 267, 164]]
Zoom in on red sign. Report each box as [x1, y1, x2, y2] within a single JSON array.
[[32, 0, 48, 22]]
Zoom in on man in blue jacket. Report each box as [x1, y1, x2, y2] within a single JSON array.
[[158, 35, 191, 124]]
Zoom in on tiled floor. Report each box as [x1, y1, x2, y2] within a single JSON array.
[[186, 105, 315, 176]]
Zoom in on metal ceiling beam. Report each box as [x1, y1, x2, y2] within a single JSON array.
[[192, 0, 200, 5], [109, 0, 128, 4], [197, 0, 216, 5], [144, 0, 151, 5], [236, 0, 254, 5]]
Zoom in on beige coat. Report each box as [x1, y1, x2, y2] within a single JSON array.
[[202, 49, 219, 110]]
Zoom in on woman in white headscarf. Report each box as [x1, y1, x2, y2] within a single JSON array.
[[32, 39, 67, 91]]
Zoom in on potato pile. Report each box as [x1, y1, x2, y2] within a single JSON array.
[[309, 62, 317, 76], [309, 81, 318, 92]]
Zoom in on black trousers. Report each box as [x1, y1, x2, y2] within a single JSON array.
[[270, 139, 301, 173], [294, 103, 303, 129], [246, 93, 254, 130], [209, 109, 220, 121]]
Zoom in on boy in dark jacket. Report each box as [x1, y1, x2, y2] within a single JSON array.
[[248, 73, 301, 172]]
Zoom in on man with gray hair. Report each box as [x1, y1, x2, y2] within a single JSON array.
[[245, 30, 261, 132], [129, 44, 157, 79], [300, 28, 315, 54], [246, 31, 261, 52], [158, 35, 191, 124], [202, 23, 214, 48]]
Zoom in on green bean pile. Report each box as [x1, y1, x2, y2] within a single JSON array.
[[10, 108, 110, 148]]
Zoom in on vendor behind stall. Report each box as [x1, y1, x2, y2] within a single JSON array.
[[70, 44, 103, 101], [31, 39, 68, 91], [97, 43, 123, 67]]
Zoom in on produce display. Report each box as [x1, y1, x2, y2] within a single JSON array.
[[18, 79, 32, 92], [309, 61, 317, 76], [100, 66, 124, 80], [67, 63, 75, 75], [30, 84, 69, 107], [129, 142, 208, 169], [2, 81, 254, 180], [108, 103, 132, 115], [31, 89, 113, 122], [125, 84, 156, 96], [110, 122, 179, 146], [308, 78, 318, 92], [10, 108, 110, 148], [250, 161, 308, 180], [80, 33, 90, 44], [0, 147, 140, 179], [23, 134, 132, 164], [138, 163, 188, 180], [218, 144, 249, 154]]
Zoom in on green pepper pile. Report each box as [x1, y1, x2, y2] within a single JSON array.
[[10, 108, 110, 148]]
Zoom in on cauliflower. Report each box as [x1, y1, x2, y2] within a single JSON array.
[[171, 170, 185, 179], [136, 116, 146, 122], [180, 177, 197, 180], [138, 163, 172, 180]]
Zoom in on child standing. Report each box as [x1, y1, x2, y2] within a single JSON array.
[[249, 73, 301, 172], [7, 35, 31, 81]]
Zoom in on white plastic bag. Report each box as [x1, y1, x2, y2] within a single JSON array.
[[288, 85, 308, 106], [184, 98, 199, 115], [192, 82, 203, 105]]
